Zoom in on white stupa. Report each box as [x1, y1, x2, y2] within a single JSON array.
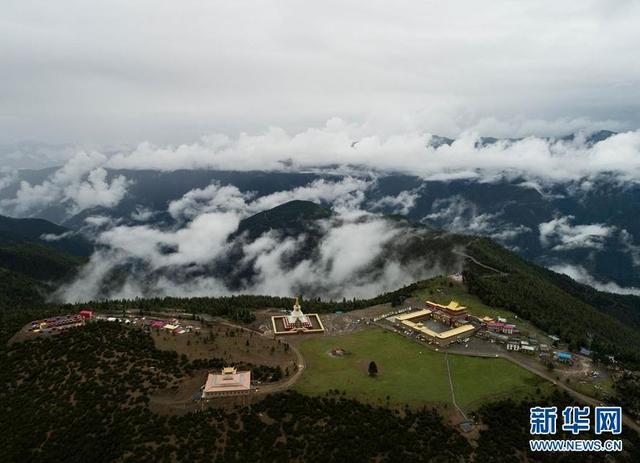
[[286, 297, 310, 325], [271, 296, 325, 335]]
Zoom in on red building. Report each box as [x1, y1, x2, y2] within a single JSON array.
[[79, 310, 94, 320]]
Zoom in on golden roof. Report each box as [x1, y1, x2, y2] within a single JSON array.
[[401, 319, 474, 339], [396, 309, 432, 321], [426, 300, 467, 311], [222, 367, 237, 375]]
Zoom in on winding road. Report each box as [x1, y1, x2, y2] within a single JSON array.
[[141, 308, 640, 433], [196, 314, 306, 396], [380, 321, 640, 434]]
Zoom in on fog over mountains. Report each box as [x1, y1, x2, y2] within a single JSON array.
[[1, 127, 640, 301]]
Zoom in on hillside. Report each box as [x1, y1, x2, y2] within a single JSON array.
[[463, 238, 640, 365], [0, 214, 92, 257], [0, 322, 473, 462], [234, 200, 331, 240], [2, 202, 639, 368], [0, 244, 82, 311], [0, 215, 88, 310]]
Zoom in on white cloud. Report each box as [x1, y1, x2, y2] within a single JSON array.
[[63, 167, 129, 214], [167, 177, 372, 222], [370, 190, 419, 215], [0, 168, 17, 192], [54, 193, 458, 302], [4, 121, 640, 222], [3, 2, 640, 144], [424, 196, 498, 234], [423, 195, 531, 243], [130, 206, 156, 222], [40, 231, 74, 242], [98, 124, 640, 185], [619, 229, 640, 267], [97, 212, 240, 270], [0, 151, 130, 216], [168, 183, 250, 221], [539, 216, 614, 251], [550, 264, 640, 296]]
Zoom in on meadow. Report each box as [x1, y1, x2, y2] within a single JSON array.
[[295, 327, 550, 409]]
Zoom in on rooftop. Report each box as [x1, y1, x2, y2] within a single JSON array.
[[426, 300, 467, 312], [395, 309, 432, 321], [402, 319, 475, 339], [204, 369, 251, 393]]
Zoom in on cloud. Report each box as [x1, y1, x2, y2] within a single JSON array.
[[619, 229, 640, 267], [64, 167, 129, 214], [99, 212, 241, 270], [539, 216, 614, 251], [422, 195, 532, 245], [54, 181, 459, 302], [370, 190, 419, 215], [424, 196, 498, 234], [167, 177, 372, 222], [4, 120, 640, 222], [168, 183, 250, 221], [3, 2, 640, 145], [99, 124, 640, 185], [0, 168, 17, 192], [130, 206, 156, 222], [40, 231, 74, 241], [0, 151, 130, 216], [550, 264, 640, 296]]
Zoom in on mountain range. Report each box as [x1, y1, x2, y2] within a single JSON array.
[[2, 149, 639, 293], [2, 198, 640, 365]]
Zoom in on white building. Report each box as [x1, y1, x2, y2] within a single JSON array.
[[202, 367, 251, 398]]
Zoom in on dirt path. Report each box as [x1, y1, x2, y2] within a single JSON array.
[[253, 341, 306, 395], [198, 315, 306, 394], [378, 322, 640, 433], [453, 249, 507, 276], [500, 352, 640, 434], [456, 350, 640, 433], [445, 352, 468, 422]]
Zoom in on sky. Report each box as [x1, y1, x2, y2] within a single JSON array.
[[2, 0, 640, 150]]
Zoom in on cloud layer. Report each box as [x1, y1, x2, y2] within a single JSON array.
[[550, 264, 640, 296], [100, 124, 640, 184], [55, 180, 456, 303], [3, 1, 640, 145], [0, 151, 129, 216], [539, 216, 614, 251], [5, 120, 640, 220]]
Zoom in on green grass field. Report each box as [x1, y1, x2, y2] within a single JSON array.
[[295, 328, 550, 409]]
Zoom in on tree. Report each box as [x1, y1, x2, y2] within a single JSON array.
[[368, 361, 378, 377]]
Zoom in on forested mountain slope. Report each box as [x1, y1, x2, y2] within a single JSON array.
[[464, 238, 640, 365]]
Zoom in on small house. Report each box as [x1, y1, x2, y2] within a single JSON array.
[[556, 352, 573, 363]]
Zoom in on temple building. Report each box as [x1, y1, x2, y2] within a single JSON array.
[[202, 367, 251, 398], [271, 298, 325, 335], [393, 300, 476, 346], [426, 300, 468, 325]]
